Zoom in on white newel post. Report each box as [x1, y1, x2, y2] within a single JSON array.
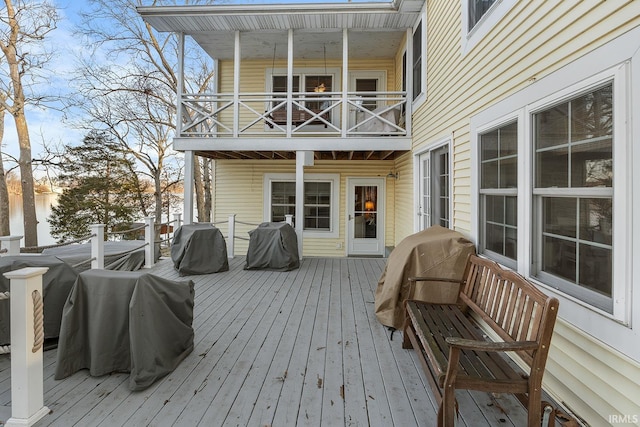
[[0, 236, 22, 256], [145, 217, 155, 269], [227, 214, 236, 259], [3, 267, 50, 427], [173, 213, 182, 231], [284, 215, 293, 226], [90, 225, 104, 270]]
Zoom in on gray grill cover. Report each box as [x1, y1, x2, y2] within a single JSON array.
[[244, 222, 299, 271], [0, 255, 78, 345], [42, 241, 154, 273], [54, 270, 195, 391], [170, 223, 229, 276]]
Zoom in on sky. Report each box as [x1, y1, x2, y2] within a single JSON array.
[[2, 0, 385, 179], [1, 0, 88, 178]]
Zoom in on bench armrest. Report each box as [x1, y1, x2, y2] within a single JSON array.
[[408, 277, 464, 284], [446, 337, 539, 352]]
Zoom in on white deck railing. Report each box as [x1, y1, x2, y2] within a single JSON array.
[[179, 91, 407, 138], [0, 213, 293, 265]]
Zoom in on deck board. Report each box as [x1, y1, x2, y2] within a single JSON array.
[[0, 256, 542, 426]]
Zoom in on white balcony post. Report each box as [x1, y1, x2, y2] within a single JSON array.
[[285, 214, 293, 226], [144, 216, 155, 269], [341, 28, 349, 138], [0, 236, 23, 256], [177, 32, 185, 137], [227, 214, 236, 259], [184, 151, 194, 225], [89, 225, 104, 270], [3, 267, 50, 427]]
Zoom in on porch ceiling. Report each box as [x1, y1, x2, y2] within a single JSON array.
[[194, 149, 407, 161], [137, 0, 423, 59]]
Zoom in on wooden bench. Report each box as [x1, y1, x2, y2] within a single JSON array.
[[402, 254, 559, 427]]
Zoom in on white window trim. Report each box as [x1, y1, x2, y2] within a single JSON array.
[[471, 113, 523, 270], [472, 26, 640, 362], [527, 67, 627, 318], [471, 59, 635, 365], [263, 173, 340, 238], [460, 0, 516, 55]]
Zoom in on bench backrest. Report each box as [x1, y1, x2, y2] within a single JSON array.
[[459, 255, 559, 368]]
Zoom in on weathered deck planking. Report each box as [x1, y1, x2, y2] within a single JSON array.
[[0, 256, 541, 426]]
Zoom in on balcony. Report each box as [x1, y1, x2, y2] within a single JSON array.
[[180, 90, 407, 138]]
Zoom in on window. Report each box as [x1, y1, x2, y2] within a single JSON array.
[[265, 174, 339, 237], [272, 74, 332, 106], [468, 0, 497, 30], [270, 73, 334, 126], [418, 142, 451, 230], [479, 121, 517, 266], [532, 84, 613, 311], [412, 21, 422, 101], [461, 0, 515, 54]]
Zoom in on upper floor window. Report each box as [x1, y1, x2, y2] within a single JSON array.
[[468, 0, 497, 30], [412, 21, 422, 101], [479, 121, 517, 267], [461, 0, 515, 54]]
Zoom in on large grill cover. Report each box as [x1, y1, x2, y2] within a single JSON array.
[[244, 222, 299, 271], [375, 226, 476, 329]]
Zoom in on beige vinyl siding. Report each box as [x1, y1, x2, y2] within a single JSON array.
[[212, 159, 397, 257], [408, 1, 640, 425], [391, 152, 413, 243], [545, 321, 640, 426], [411, 0, 640, 232]]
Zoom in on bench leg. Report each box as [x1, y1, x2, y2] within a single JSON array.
[[527, 387, 543, 427], [402, 320, 413, 349]]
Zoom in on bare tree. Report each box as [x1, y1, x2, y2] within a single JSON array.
[[0, 0, 58, 246], [70, 0, 216, 226]]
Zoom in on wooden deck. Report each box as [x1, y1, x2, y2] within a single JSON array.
[[0, 257, 534, 426]]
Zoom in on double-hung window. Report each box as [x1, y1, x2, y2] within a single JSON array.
[[479, 121, 518, 268], [532, 83, 613, 312], [265, 174, 339, 237]]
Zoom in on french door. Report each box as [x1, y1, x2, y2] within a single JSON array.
[[418, 144, 451, 230]]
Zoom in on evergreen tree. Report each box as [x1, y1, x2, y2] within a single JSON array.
[[49, 131, 141, 242]]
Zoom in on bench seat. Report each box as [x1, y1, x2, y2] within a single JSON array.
[[402, 254, 559, 427]]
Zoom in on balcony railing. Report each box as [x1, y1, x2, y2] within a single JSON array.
[[179, 91, 408, 138]]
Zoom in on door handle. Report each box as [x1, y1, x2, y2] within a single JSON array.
[[348, 214, 353, 221]]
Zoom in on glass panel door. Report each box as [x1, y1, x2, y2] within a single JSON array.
[[347, 178, 385, 256]]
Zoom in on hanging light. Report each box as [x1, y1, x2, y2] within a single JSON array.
[[314, 45, 327, 93]]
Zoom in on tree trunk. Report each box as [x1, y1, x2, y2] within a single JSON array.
[[193, 155, 205, 222], [0, 109, 10, 236], [15, 112, 38, 247], [203, 158, 212, 221]]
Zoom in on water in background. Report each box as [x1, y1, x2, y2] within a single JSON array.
[[8, 192, 59, 246]]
